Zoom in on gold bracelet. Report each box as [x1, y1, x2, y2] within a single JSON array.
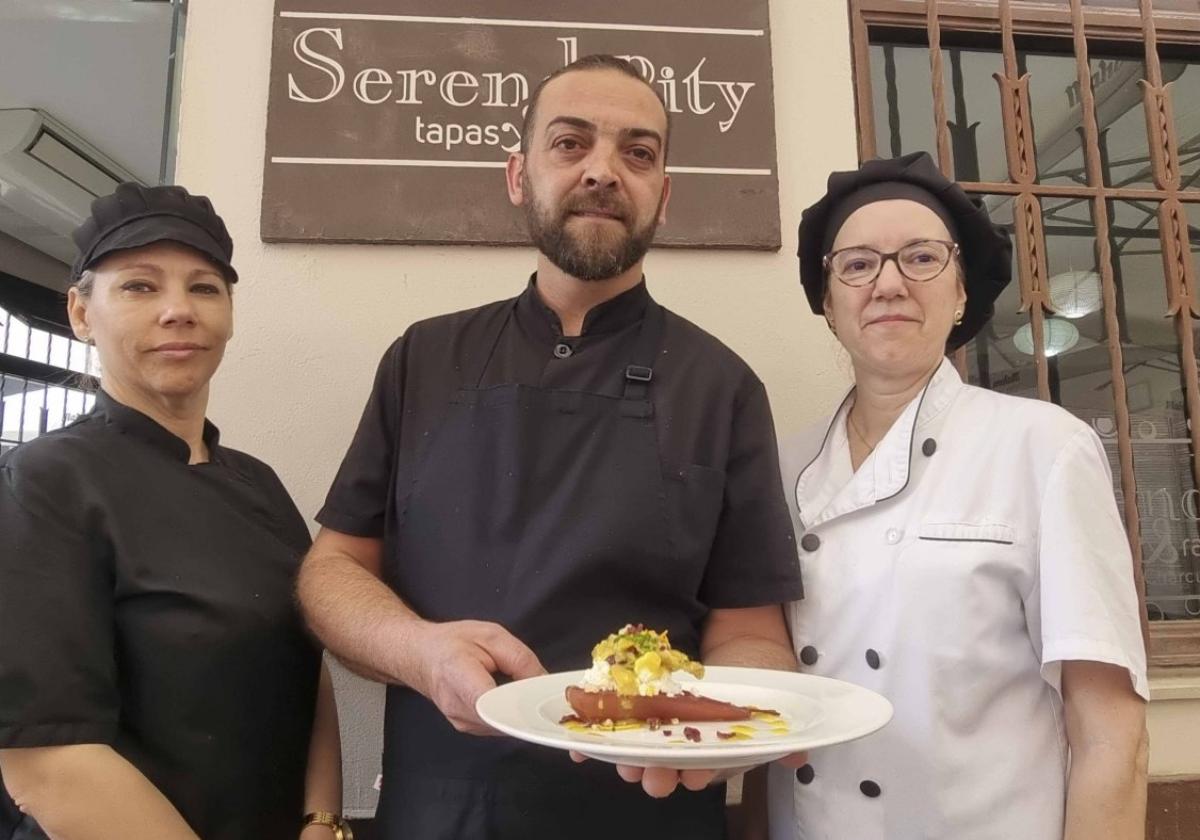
[[302, 811, 354, 840]]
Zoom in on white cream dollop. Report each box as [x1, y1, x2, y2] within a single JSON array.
[[579, 658, 685, 697]]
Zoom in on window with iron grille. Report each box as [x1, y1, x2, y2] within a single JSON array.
[[848, 0, 1200, 664], [0, 299, 98, 456]]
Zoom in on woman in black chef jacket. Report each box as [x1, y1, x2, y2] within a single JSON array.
[[0, 183, 347, 840]]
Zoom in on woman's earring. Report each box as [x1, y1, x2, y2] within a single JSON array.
[[953, 309, 964, 326]]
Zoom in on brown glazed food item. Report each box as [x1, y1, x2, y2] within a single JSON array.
[[564, 685, 753, 724]]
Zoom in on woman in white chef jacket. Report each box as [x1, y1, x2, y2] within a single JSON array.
[[767, 151, 1149, 840]]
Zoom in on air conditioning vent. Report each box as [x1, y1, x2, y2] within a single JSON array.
[[0, 109, 140, 263]]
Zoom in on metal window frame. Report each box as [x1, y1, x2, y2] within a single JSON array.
[[849, 0, 1200, 666]]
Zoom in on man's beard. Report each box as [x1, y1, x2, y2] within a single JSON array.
[[523, 178, 663, 282]]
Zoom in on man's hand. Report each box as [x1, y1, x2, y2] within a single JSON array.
[[406, 620, 546, 735], [569, 751, 807, 798]]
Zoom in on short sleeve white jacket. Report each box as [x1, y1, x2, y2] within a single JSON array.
[[768, 358, 1148, 840]]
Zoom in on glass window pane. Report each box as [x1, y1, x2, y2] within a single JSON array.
[[48, 334, 70, 369], [964, 194, 1041, 397], [19, 384, 45, 443], [1023, 51, 1150, 188], [27, 328, 50, 365], [1191, 200, 1200, 422], [65, 388, 86, 426], [44, 386, 67, 433], [5, 315, 29, 359], [1105, 199, 1199, 620], [940, 47, 1007, 183], [869, 42, 937, 160], [1036, 199, 1130, 549], [1092, 57, 1154, 189], [0, 376, 20, 446], [1024, 51, 1090, 187], [1043, 197, 1112, 415], [1166, 58, 1200, 191]]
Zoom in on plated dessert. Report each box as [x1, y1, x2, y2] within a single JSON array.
[[561, 624, 781, 740]]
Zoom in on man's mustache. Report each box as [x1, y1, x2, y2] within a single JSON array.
[[560, 197, 631, 222]]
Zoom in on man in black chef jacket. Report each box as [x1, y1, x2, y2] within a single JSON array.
[[299, 54, 803, 840]]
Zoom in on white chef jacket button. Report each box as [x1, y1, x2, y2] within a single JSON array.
[[796, 764, 815, 784], [922, 437, 937, 456], [885, 528, 902, 544], [800, 645, 819, 666], [865, 649, 882, 669], [860, 780, 882, 798], [800, 533, 820, 552], [553, 342, 573, 359]]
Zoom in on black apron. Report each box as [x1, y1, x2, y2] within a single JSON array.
[[377, 301, 727, 839]]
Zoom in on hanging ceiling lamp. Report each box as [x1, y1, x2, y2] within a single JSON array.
[[1047, 269, 1103, 319], [1013, 318, 1080, 357]]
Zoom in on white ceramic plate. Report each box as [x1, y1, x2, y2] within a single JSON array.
[[476, 666, 893, 769]]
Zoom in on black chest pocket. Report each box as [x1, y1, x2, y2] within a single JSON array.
[[665, 464, 726, 575]]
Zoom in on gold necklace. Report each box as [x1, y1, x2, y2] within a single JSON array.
[[846, 409, 876, 452]]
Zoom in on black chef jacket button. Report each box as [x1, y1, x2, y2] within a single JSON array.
[[922, 438, 937, 456], [866, 649, 881, 669], [800, 645, 819, 666], [860, 780, 882, 798], [800, 533, 820, 552], [553, 343, 573, 359], [796, 764, 815, 784]]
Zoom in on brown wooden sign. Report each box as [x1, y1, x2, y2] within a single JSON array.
[[261, 1, 780, 249]]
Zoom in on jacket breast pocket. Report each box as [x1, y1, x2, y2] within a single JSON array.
[[917, 522, 1016, 545], [665, 464, 727, 569], [902, 520, 1030, 669]]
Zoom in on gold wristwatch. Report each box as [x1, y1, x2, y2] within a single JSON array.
[[302, 811, 354, 840]]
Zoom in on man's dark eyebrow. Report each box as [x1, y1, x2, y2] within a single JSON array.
[[622, 127, 664, 148], [543, 116, 596, 136], [543, 117, 663, 150]]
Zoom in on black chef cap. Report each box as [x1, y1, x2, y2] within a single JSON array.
[[71, 182, 238, 283], [797, 151, 1011, 350]]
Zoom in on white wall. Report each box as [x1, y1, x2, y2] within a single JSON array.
[[173, 0, 1199, 815]]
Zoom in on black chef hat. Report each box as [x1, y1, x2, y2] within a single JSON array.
[[797, 151, 1011, 350], [71, 182, 238, 283]]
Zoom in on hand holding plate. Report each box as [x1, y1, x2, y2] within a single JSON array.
[[409, 619, 546, 736]]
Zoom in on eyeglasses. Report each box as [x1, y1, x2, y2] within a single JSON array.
[[823, 239, 960, 287]]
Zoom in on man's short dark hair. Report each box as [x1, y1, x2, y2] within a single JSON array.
[[519, 54, 671, 164]]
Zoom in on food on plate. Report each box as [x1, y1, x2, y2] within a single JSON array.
[[563, 624, 764, 725]]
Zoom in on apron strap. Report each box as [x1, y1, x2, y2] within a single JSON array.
[[621, 301, 664, 413]]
